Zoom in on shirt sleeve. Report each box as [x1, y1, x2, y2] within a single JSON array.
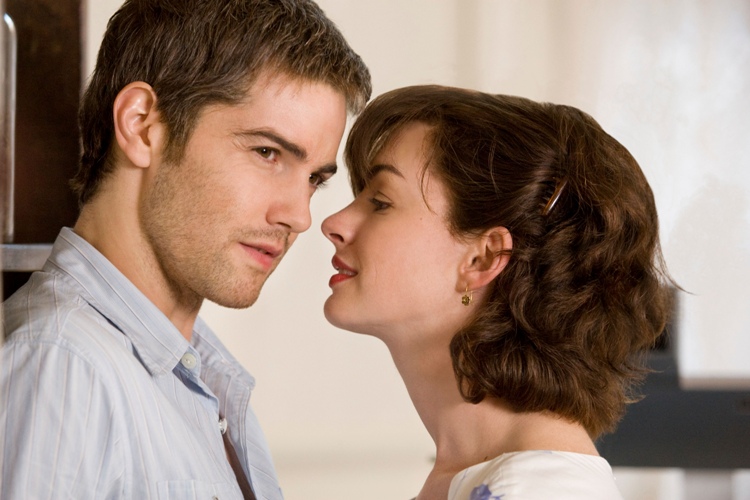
[[0, 338, 125, 499]]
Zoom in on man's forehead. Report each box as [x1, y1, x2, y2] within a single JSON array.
[[242, 69, 344, 102]]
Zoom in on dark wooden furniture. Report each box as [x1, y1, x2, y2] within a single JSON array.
[[2, 0, 80, 306]]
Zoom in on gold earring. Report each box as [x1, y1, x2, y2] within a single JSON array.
[[461, 286, 473, 306]]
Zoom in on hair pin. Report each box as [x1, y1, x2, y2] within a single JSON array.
[[541, 179, 568, 216]]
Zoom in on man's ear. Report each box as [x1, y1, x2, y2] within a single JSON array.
[[112, 81, 162, 168], [458, 226, 513, 291]]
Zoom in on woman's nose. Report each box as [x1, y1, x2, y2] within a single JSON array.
[[321, 204, 353, 246]]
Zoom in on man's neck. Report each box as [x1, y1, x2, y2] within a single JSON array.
[[74, 194, 201, 341]]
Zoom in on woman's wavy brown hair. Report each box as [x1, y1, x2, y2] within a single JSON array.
[[345, 85, 673, 438]]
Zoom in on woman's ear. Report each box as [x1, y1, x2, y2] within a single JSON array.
[[459, 226, 513, 290], [112, 81, 162, 168]]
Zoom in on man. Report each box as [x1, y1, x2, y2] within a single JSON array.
[[0, 0, 370, 498]]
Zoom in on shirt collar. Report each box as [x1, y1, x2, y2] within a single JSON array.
[[45, 227, 190, 377], [192, 316, 256, 390]]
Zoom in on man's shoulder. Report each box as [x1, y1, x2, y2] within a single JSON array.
[[5, 270, 88, 335], [2, 270, 127, 367]]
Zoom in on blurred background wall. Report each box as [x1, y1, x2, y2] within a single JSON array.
[[82, 1, 750, 498]]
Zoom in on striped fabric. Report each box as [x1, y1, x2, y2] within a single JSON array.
[[0, 228, 283, 499]]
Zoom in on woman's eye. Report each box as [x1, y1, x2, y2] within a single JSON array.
[[369, 198, 391, 212]]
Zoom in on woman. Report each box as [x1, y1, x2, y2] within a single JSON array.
[[322, 86, 672, 499]]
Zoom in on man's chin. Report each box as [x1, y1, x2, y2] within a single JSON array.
[[204, 284, 263, 310], [197, 264, 273, 309], [212, 293, 261, 310]]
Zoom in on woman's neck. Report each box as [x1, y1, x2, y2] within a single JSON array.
[[385, 336, 598, 499]]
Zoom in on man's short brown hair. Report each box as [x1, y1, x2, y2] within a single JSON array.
[[72, 0, 371, 206]]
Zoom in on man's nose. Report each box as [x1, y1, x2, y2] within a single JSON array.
[[268, 181, 312, 234]]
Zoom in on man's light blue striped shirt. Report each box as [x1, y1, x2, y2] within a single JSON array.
[[0, 227, 283, 499]]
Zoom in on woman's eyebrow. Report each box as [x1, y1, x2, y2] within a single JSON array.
[[370, 163, 404, 179]]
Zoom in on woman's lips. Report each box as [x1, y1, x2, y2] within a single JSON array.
[[329, 255, 357, 287]]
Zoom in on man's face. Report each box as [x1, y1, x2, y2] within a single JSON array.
[[140, 72, 347, 309]]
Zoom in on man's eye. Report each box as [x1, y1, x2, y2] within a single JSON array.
[[309, 173, 331, 189], [369, 198, 391, 212], [254, 147, 277, 160]]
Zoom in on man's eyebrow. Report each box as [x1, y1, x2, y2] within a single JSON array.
[[370, 163, 404, 179], [235, 130, 307, 160], [314, 163, 338, 177]]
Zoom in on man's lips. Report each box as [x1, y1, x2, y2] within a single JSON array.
[[329, 255, 357, 287], [240, 241, 284, 270]]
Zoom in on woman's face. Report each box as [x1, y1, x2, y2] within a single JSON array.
[[322, 122, 474, 344]]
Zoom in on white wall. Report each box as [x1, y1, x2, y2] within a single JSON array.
[[85, 1, 750, 498]]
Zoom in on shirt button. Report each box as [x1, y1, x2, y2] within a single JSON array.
[[218, 417, 228, 435], [180, 353, 197, 370]]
